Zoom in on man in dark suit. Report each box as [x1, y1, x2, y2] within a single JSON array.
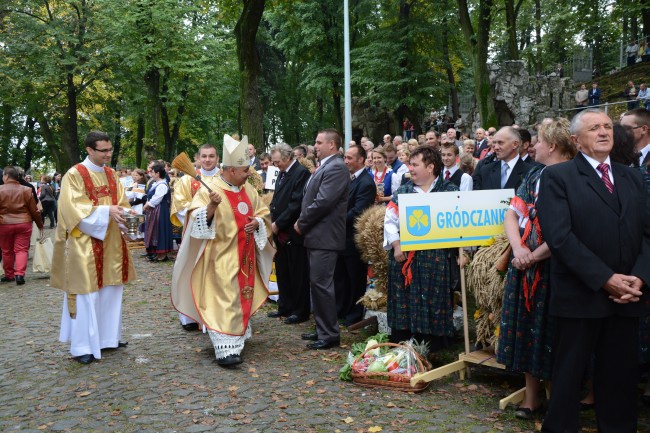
[[334, 145, 376, 326], [537, 109, 650, 433], [247, 143, 262, 171], [473, 127, 488, 158], [620, 107, 650, 166], [295, 129, 350, 349], [588, 82, 601, 106], [472, 126, 531, 191], [268, 144, 311, 324]]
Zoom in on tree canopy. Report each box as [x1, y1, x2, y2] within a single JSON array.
[[0, 0, 645, 172]]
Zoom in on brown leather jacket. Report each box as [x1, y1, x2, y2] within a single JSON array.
[[0, 180, 44, 227]]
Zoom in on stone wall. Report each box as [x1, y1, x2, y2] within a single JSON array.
[[469, 60, 576, 130]]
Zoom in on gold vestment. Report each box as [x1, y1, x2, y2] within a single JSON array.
[[51, 165, 136, 304], [171, 177, 274, 336]]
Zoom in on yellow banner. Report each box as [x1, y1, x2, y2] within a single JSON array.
[[398, 189, 514, 251]]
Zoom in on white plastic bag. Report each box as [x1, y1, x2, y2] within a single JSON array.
[[33, 237, 53, 273]]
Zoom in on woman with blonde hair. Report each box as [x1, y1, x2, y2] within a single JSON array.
[[497, 118, 576, 420], [370, 146, 394, 204]]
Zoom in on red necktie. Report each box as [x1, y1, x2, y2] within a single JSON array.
[[597, 163, 614, 193], [445, 170, 450, 180]]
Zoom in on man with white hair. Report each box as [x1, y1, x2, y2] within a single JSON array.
[[473, 128, 488, 158], [537, 109, 650, 432]]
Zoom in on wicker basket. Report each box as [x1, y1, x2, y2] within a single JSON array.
[[350, 342, 431, 393]]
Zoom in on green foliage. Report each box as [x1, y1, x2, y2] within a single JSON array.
[[0, 0, 646, 164]]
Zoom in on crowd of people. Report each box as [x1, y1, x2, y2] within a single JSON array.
[[0, 105, 648, 433]]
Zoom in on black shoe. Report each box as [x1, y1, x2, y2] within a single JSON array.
[[579, 402, 595, 411], [182, 323, 199, 331], [1, 277, 15, 283], [307, 339, 340, 350], [301, 332, 318, 341], [217, 354, 242, 367], [140, 252, 150, 257], [15, 276, 25, 285], [284, 315, 308, 325], [75, 354, 95, 365], [267, 311, 283, 318], [118, 341, 128, 348]]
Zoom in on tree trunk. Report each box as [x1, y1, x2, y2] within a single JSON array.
[[642, 0, 650, 38], [457, 0, 496, 127], [136, 113, 145, 168], [235, 0, 266, 151], [143, 68, 160, 162], [24, 117, 35, 172], [35, 114, 63, 172], [534, 0, 542, 74], [160, 75, 188, 161], [111, 107, 122, 168], [0, 104, 11, 167], [61, 73, 81, 170], [504, 0, 519, 60], [442, 15, 460, 120]]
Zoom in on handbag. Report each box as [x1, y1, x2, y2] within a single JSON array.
[[33, 237, 53, 273]]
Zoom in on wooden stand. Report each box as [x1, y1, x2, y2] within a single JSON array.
[[409, 247, 526, 409]]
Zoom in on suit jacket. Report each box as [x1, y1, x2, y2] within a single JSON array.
[[474, 138, 488, 158], [588, 88, 601, 105], [537, 153, 650, 318], [342, 171, 376, 255], [472, 156, 531, 191], [298, 155, 350, 250], [269, 162, 310, 245], [250, 157, 261, 171]]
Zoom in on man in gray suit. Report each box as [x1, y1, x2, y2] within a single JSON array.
[[294, 129, 350, 349]]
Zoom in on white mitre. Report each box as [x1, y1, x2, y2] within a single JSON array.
[[222, 134, 249, 167]]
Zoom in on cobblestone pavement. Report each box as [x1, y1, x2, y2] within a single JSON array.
[[1, 231, 649, 433]]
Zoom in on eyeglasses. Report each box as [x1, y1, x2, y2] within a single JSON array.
[[93, 147, 114, 153], [622, 125, 644, 131]]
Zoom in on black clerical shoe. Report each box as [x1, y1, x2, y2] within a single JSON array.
[[182, 323, 199, 331], [15, 276, 25, 285], [301, 332, 318, 341], [284, 315, 308, 325], [267, 311, 283, 318], [75, 354, 95, 365], [118, 341, 128, 348], [307, 339, 340, 350], [140, 252, 151, 257], [1, 277, 15, 283], [216, 354, 242, 367]]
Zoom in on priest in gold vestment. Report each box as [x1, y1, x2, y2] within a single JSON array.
[[52, 131, 136, 365], [171, 135, 274, 366], [170, 143, 221, 331]]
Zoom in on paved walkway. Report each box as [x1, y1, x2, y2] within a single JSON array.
[[1, 231, 648, 432]]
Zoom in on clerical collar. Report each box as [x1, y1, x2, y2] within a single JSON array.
[[82, 157, 105, 173], [200, 166, 218, 177], [219, 175, 241, 192]]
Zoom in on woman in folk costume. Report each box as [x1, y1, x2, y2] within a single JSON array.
[[383, 145, 458, 352], [496, 119, 576, 420], [371, 146, 394, 205], [171, 135, 274, 366], [143, 162, 173, 261], [52, 131, 136, 365]]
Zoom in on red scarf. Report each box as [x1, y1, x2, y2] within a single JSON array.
[[222, 188, 256, 328], [75, 164, 130, 288]]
